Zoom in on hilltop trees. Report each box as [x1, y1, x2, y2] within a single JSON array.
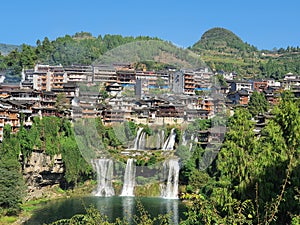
[[1, 28, 300, 79], [0, 34, 161, 79]]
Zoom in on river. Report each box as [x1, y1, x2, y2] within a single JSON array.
[[24, 196, 186, 224]]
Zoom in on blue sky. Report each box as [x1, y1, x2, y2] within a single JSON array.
[[0, 0, 299, 50]]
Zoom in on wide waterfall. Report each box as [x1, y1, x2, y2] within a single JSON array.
[[92, 159, 115, 197], [162, 128, 176, 150], [121, 158, 136, 196], [131, 128, 170, 150], [161, 158, 180, 199]]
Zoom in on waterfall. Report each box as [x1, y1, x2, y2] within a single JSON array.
[[139, 131, 146, 150], [121, 158, 136, 196], [92, 159, 115, 197], [161, 158, 180, 199], [133, 127, 143, 150], [182, 131, 187, 146], [162, 128, 176, 150], [189, 143, 193, 152], [188, 134, 194, 152]]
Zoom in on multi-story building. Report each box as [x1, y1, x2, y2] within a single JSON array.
[[0, 100, 21, 139], [281, 73, 300, 90], [183, 72, 196, 95], [64, 65, 93, 83], [252, 80, 268, 92], [172, 71, 184, 94], [117, 68, 136, 87], [173, 68, 213, 95], [230, 80, 252, 92], [92, 65, 117, 85], [33, 64, 68, 91], [227, 89, 249, 105], [194, 67, 213, 90]]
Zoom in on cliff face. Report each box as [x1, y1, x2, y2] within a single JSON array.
[[22, 150, 65, 199]]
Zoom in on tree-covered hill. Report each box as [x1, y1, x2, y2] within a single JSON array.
[[192, 27, 258, 54], [190, 27, 300, 79], [0, 43, 21, 56], [0, 32, 163, 81], [0, 29, 300, 81]]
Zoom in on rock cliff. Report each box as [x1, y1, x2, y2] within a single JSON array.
[[22, 150, 65, 199]]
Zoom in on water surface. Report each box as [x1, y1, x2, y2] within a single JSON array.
[[25, 196, 186, 224]]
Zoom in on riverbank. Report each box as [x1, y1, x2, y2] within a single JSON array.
[[2, 181, 96, 225]]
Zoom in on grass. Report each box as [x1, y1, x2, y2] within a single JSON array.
[[22, 198, 50, 212], [0, 216, 17, 225]]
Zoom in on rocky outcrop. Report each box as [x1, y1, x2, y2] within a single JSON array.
[[22, 150, 65, 199]]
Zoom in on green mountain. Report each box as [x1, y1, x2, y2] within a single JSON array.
[[192, 27, 257, 53], [0, 28, 300, 80], [0, 43, 21, 55], [190, 27, 300, 79]]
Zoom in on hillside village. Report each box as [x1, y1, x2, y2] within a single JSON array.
[[0, 62, 299, 141]]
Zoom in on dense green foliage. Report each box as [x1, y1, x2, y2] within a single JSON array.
[[0, 117, 97, 217], [180, 93, 300, 224], [0, 126, 25, 216], [0, 33, 161, 81], [192, 27, 258, 54], [247, 90, 270, 116], [0, 156, 25, 216]]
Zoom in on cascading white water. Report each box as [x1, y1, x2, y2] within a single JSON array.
[[161, 158, 180, 199], [121, 158, 136, 196], [182, 131, 187, 146], [92, 159, 115, 197], [133, 127, 144, 150], [139, 132, 146, 150], [189, 134, 194, 152], [162, 128, 176, 150]]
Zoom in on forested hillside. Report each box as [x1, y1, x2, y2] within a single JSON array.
[[0, 43, 21, 56], [0, 32, 160, 81], [1, 28, 300, 82], [190, 27, 300, 79]]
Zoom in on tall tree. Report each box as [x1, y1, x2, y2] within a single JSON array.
[[0, 157, 25, 215], [248, 91, 270, 116], [213, 108, 256, 212]]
